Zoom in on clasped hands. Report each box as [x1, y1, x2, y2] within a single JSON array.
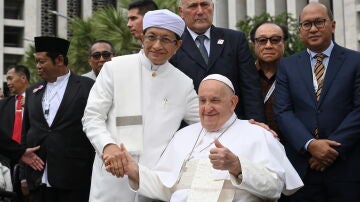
[[307, 139, 341, 172], [102, 139, 242, 179]]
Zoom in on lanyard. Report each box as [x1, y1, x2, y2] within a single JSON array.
[[264, 80, 276, 103]]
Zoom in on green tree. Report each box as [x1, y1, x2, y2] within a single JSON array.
[[237, 12, 305, 57], [21, 0, 179, 83], [21, 45, 39, 84], [68, 7, 137, 74], [118, 0, 178, 13]]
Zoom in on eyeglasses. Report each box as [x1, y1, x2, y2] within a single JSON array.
[[299, 19, 328, 31], [90, 51, 112, 59], [255, 36, 283, 46], [143, 35, 177, 44]]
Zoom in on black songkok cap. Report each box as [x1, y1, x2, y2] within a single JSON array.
[[34, 36, 70, 56]]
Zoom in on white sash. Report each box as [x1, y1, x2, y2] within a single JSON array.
[[113, 54, 143, 155]]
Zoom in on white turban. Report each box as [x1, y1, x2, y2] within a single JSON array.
[[143, 9, 185, 37], [202, 74, 235, 93]]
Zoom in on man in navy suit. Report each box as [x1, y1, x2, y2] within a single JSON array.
[[275, 2, 360, 201], [170, 0, 264, 121]]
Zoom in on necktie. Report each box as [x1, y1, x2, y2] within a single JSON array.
[[314, 53, 325, 101], [12, 95, 23, 143], [196, 35, 209, 64]]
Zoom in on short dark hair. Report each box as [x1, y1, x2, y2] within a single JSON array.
[[9, 65, 30, 81], [128, 0, 158, 16], [88, 40, 115, 56], [250, 21, 289, 43]]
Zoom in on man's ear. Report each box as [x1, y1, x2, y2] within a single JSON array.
[[55, 55, 65, 65]]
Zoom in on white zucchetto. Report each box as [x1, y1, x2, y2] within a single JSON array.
[[143, 9, 185, 37], [202, 74, 235, 93]]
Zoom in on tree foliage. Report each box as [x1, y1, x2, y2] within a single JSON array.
[[21, 2, 304, 84], [237, 12, 305, 57], [67, 7, 138, 75]]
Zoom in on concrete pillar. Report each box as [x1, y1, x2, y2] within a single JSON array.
[[82, 0, 92, 19], [267, 0, 286, 16], [333, 0, 345, 46], [57, 1, 68, 39], [343, 0, 358, 50], [23, 0, 41, 49], [228, 0, 246, 30], [213, 0, 229, 28], [246, 0, 265, 17], [286, 0, 307, 20]]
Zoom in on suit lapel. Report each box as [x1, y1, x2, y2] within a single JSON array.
[[32, 82, 48, 124], [297, 51, 317, 101], [319, 44, 344, 105], [52, 73, 79, 125], [208, 26, 225, 68], [180, 29, 208, 70]]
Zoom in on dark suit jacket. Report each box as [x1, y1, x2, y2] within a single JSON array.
[[275, 43, 360, 181], [0, 127, 25, 163], [170, 26, 265, 121], [22, 72, 95, 190], [0, 96, 16, 138]]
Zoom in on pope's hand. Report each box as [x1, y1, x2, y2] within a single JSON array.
[[119, 144, 139, 183], [209, 139, 242, 176]]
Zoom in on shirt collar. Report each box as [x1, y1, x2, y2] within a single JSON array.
[[307, 41, 334, 58], [205, 113, 237, 133], [187, 27, 211, 42], [47, 70, 71, 86]]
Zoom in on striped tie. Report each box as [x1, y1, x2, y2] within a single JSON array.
[[314, 53, 325, 101], [196, 35, 208, 65]]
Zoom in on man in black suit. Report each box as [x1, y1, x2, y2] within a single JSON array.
[[170, 0, 264, 121], [0, 65, 30, 141], [22, 36, 95, 202], [0, 65, 31, 200]]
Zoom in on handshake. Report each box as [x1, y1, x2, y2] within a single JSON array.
[[101, 143, 139, 182]]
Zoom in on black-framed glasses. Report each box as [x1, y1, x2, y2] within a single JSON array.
[[90, 51, 112, 59], [299, 19, 328, 31], [143, 35, 177, 44], [255, 36, 283, 46]]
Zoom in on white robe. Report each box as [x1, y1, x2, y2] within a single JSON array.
[[82, 50, 199, 202], [134, 114, 303, 202]]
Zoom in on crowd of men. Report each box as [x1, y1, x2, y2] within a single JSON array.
[[0, 0, 359, 202]]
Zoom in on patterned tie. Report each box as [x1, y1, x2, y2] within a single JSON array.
[[196, 35, 209, 64], [12, 95, 23, 143], [314, 53, 326, 101]]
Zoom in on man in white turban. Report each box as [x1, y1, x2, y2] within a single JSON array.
[[82, 9, 199, 202], [108, 74, 303, 202]]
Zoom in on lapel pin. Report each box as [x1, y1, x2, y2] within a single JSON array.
[[217, 39, 224, 45]]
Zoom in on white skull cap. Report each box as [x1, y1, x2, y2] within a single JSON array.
[[202, 74, 235, 93]]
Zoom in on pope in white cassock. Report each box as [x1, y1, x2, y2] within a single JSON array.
[[82, 9, 199, 202], [107, 74, 304, 202]]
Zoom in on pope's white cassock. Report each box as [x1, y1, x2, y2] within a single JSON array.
[[82, 50, 199, 202], [131, 114, 303, 202]]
